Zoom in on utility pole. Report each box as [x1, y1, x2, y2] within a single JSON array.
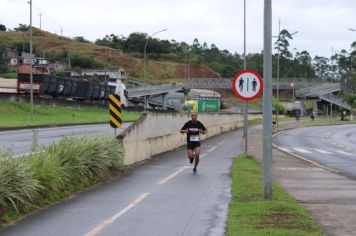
[[276, 19, 280, 125], [263, 0, 273, 199], [29, 0, 34, 120], [38, 13, 42, 29], [243, 0, 248, 154]]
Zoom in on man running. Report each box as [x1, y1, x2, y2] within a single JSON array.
[[180, 112, 206, 173]]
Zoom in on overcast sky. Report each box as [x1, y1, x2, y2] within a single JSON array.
[[1, 0, 355, 58]]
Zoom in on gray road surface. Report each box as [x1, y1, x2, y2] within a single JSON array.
[[273, 124, 356, 179], [0, 128, 243, 236], [0, 123, 132, 156]]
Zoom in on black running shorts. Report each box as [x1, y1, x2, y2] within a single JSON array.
[[187, 142, 201, 150]]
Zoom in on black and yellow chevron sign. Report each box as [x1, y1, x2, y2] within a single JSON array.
[[109, 94, 122, 128]]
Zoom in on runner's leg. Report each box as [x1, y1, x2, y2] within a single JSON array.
[[194, 146, 201, 168], [187, 148, 194, 163]]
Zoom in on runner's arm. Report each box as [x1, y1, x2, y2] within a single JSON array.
[[199, 122, 207, 134], [180, 123, 189, 134]]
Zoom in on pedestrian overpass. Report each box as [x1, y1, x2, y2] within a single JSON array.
[[125, 78, 350, 112]]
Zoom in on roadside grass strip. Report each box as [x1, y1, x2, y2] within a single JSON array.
[[226, 155, 323, 236], [0, 135, 124, 225], [0, 100, 141, 128]]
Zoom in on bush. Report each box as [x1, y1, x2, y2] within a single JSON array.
[[0, 152, 41, 212], [0, 135, 124, 222]]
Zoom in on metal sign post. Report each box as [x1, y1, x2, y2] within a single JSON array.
[[232, 69, 263, 154]]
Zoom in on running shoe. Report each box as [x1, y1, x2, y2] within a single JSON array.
[[190, 158, 194, 164], [193, 167, 197, 173]]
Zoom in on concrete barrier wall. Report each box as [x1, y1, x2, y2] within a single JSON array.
[[119, 112, 261, 165]]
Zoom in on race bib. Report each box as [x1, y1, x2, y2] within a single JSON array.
[[190, 135, 200, 142]]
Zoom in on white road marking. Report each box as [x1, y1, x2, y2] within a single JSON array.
[[207, 146, 217, 153], [335, 150, 354, 156], [278, 167, 324, 171], [84, 192, 150, 236], [218, 141, 225, 146], [200, 154, 207, 159], [315, 149, 333, 154], [158, 166, 189, 185], [293, 148, 312, 154]]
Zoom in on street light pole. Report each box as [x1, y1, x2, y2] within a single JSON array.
[[243, 0, 248, 154], [29, 0, 34, 120], [273, 19, 298, 125], [263, 0, 272, 200], [144, 28, 167, 111], [276, 19, 281, 126]]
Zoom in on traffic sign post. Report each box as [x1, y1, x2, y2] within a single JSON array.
[[232, 69, 263, 101], [232, 69, 263, 154]]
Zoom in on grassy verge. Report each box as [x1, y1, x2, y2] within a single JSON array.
[[226, 155, 323, 236], [0, 100, 141, 128], [0, 134, 124, 224]]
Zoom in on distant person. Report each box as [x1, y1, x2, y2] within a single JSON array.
[[180, 112, 206, 173], [295, 109, 300, 123], [310, 111, 316, 121], [272, 111, 277, 129], [341, 110, 347, 121]]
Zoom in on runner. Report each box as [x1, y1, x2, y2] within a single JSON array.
[[180, 112, 206, 173]]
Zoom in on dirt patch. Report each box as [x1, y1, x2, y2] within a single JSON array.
[[257, 210, 304, 230]]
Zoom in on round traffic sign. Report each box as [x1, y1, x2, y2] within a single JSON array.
[[232, 69, 263, 101]]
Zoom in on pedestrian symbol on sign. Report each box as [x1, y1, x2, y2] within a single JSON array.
[[239, 78, 244, 92], [252, 78, 257, 91]]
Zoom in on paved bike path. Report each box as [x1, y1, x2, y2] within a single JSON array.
[[0, 129, 243, 236]]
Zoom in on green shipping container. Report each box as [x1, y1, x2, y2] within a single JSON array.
[[197, 99, 220, 112]]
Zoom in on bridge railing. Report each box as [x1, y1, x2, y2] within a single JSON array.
[[320, 93, 351, 110], [296, 83, 341, 97], [126, 83, 186, 98]]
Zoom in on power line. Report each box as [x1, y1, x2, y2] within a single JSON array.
[[4, 0, 27, 3]]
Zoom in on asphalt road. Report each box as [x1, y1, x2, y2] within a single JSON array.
[[0, 128, 244, 236], [0, 123, 132, 156], [273, 124, 356, 179]]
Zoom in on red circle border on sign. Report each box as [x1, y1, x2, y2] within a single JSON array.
[[231, 69, 263, 101]]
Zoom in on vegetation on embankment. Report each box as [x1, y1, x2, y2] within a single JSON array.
[[226, 155, 323, 236], [0, 134, 124, 224], [0, 29, 218, 83], [0, 100, 141, 128]]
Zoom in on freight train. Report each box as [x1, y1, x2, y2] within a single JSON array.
[[16, 62, 128, 106]]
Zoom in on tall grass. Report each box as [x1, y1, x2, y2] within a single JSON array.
[[0, 152, 41, 212], [0, 135, 124, 223]]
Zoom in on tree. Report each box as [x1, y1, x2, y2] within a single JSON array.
[[124, 32, 147, 53], [0, 24, 6, 31], [0, 39, 8, 72], [13, 24, 30, 32], [313, 56, 331, 81], [274, 29, 294, 59], [74, 36, 90, 43]]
